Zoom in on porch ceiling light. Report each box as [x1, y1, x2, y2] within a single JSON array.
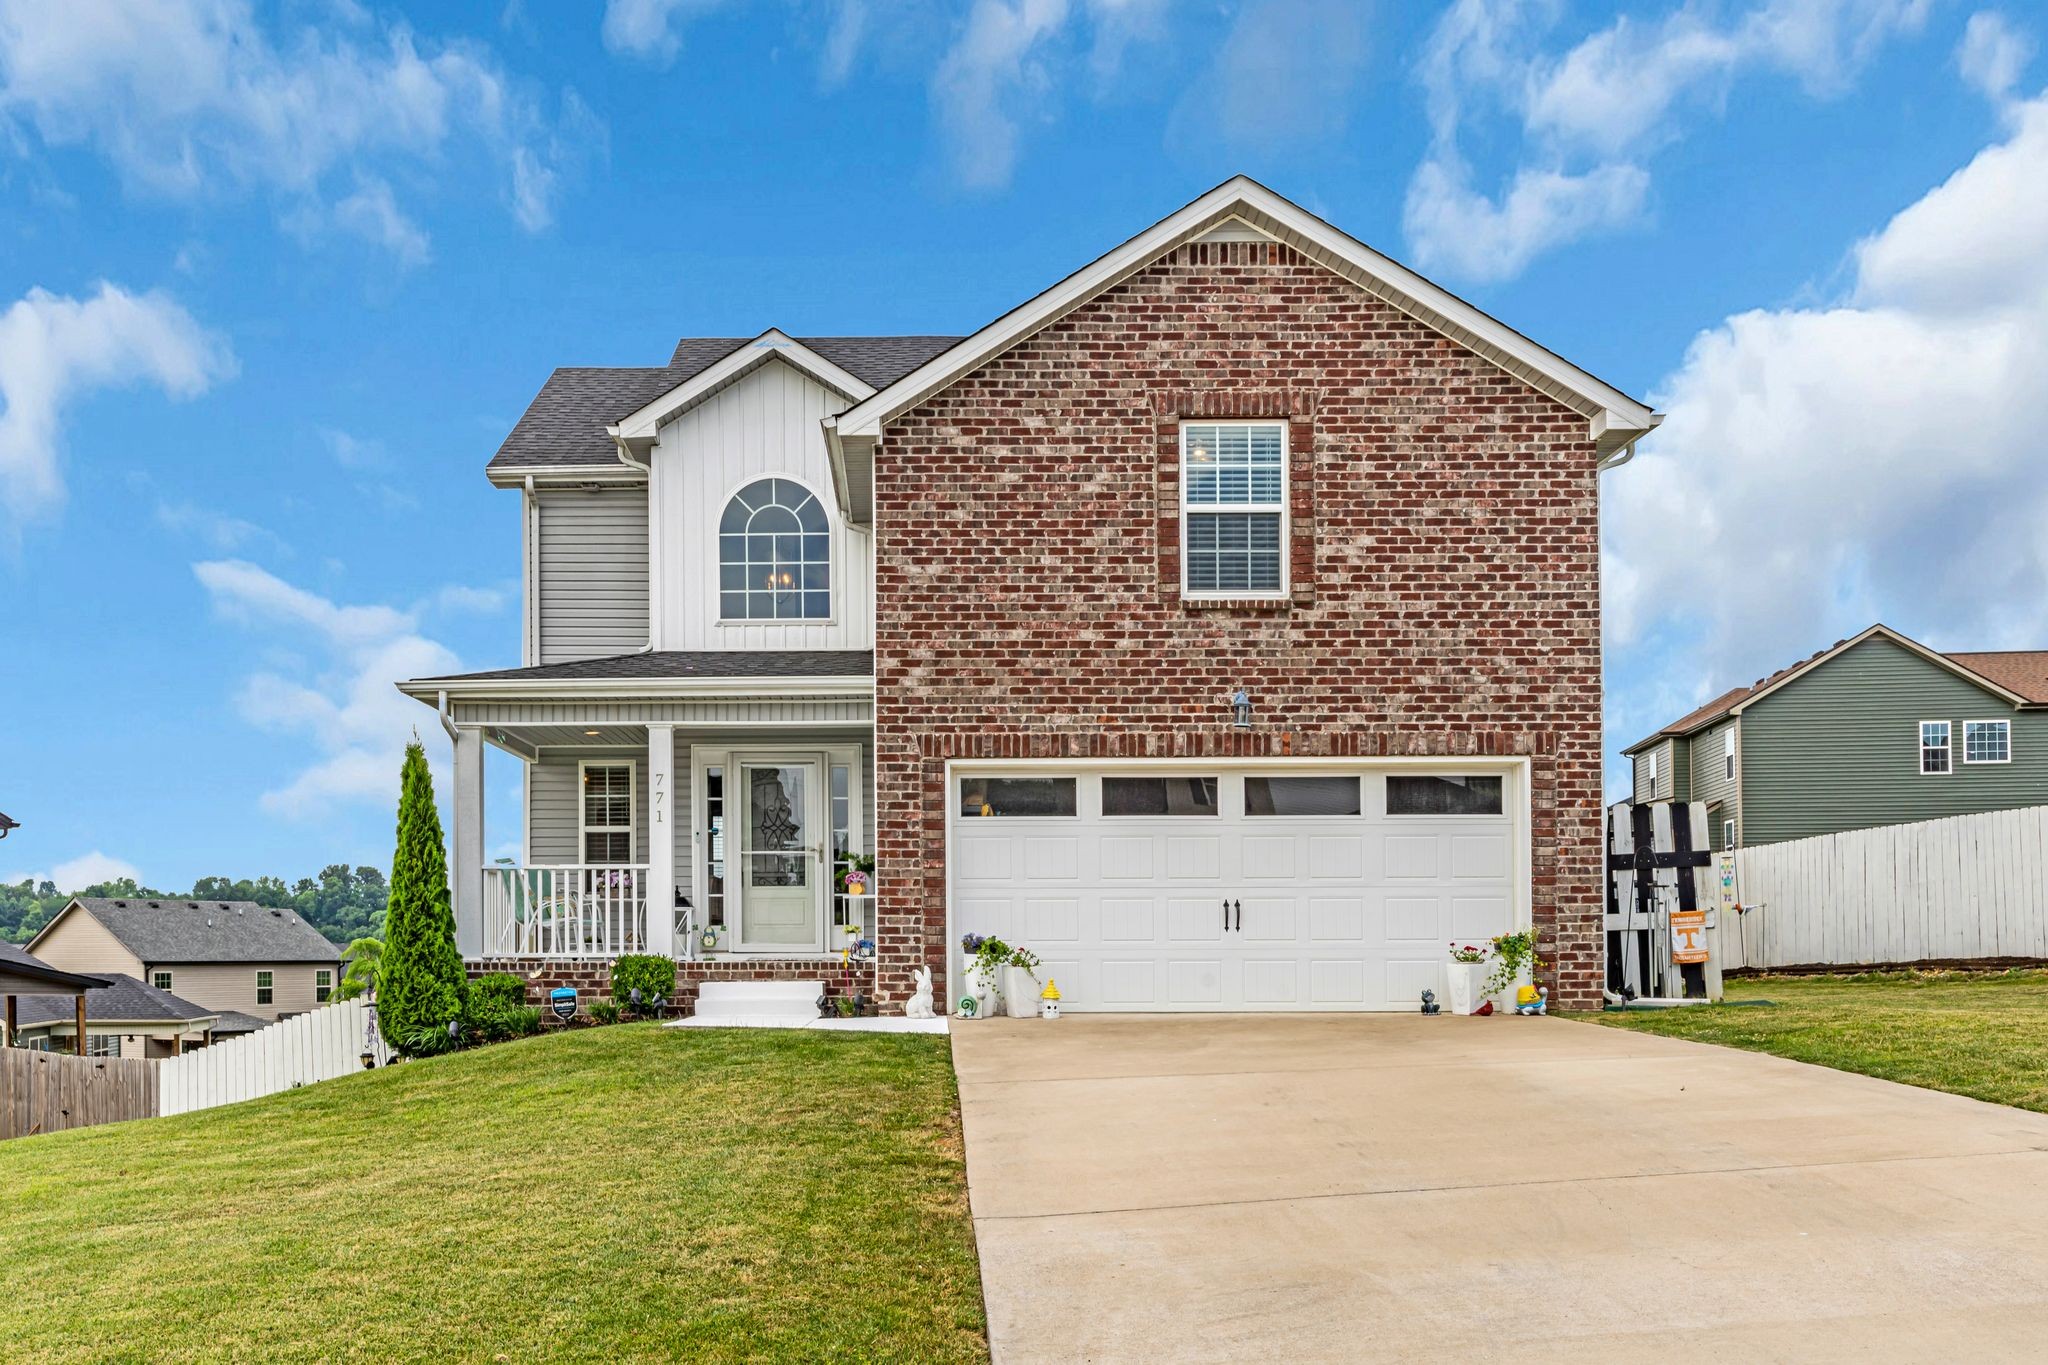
[[584, 729, 601, 736]]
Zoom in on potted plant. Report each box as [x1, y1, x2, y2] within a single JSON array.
[[1445, 942, 1489, 1016], [1486, 929, 1542, 1010], [1001, 945, 1043, 1019]]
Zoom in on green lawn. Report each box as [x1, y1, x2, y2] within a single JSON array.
[[0, 1025, 989, 1364], [1587, 969, 2048, 1113]]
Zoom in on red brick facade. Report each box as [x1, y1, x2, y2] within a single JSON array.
[[870, 239, 1606, 1010]]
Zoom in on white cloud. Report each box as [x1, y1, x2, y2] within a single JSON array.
[[424, 583, 511, 615], [1958, 11, 2035, 103], [600, 0, 731, 63], [0, 282, 233, 522], [1406, 0, 1931, 280], [930, 0, 1171, 189], [0, 0, 592, 257], [1606, 92, 2048, 734], [154, 499, 282, 554], [3, 851, 143, 893], [196, 559, 461, 818]]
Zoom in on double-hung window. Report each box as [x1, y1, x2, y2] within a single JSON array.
[[152, 970, 173, 992], [582, 763, 635, 863], [1920, 721, 1952, 775], [1964, 720, 2012, 764], [1722, 728, 1736, 780], [315, 969, 333, 1003], [255, 970, 274, 1006], [1182, 422, 1286, 597]]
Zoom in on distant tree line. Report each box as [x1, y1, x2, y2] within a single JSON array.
[[0, 864, 389, 948]]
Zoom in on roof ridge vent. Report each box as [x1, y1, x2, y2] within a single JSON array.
[[147, 900, 160, 909]]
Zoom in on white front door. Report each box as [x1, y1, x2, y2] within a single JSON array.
[[735, 757, 826, 953], [950, 766, 1523, 1012]]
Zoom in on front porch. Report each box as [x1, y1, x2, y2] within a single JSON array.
[[403, 651, 880, 1005]]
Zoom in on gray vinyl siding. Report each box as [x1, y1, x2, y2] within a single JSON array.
[[1688, 720, 1740, 849], [1631, 739, 1674, 802], [528, 750, 651, 865], [536, 488, 649, 664], [1741, 636, 2048, 845]]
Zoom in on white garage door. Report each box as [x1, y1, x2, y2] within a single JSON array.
[[950, 766, 1523, 1012]]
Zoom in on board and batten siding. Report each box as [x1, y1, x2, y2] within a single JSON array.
[[536, 488, 649, 664], [1688, 720, 1740, 849], [649, 358, 873, 651], [1741, 635, 2048, 846]]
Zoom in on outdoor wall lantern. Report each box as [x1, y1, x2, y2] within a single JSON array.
[[1230, 688, 1253, 730], [0, 810, 17, 839]]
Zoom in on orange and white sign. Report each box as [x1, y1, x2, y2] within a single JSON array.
[[1670, 909, 1709, 964]]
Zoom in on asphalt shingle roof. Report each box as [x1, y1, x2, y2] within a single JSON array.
[[62, 898, 342, 965], [11, 973, 215, 1026], [491, 335, 961, 473], [209, 1010, 271, 1035], [419, 649, 874, 684], [0, 940, 106, 989]]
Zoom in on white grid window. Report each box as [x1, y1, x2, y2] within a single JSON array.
[[1182, 422, 1286, 596], [315, 969, 333, 1003], [1920, 721, 1951, 775], [152, 970, 172, 992], [1723, 728, 1736, 780], [255, 970, 274, 1006], [582, 763, 635, 864], [1964, 720, 2011, 764], [718, 478, 830, 621], [1723, 819, 1736, 850], [1647, 750, 1659, 784]]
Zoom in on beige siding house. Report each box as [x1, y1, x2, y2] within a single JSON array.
[[30, 897, 342, 1024]]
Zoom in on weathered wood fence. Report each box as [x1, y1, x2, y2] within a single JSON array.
[[0, 1047, 158, 1141], [1723, 805, 2048, 971], [159, 996, 390, 1116]]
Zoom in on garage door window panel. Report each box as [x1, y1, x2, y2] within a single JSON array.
[[1386, 775, 1504, 816], [1244, 776, 1360, 817], [1102, 776, 1219, 817], [960, 777, 1077, 818]]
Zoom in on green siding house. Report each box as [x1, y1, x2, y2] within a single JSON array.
[[1624, 625, 2048, 850]]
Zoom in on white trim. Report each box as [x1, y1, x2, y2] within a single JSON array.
[[711, 471, 841, 628], [1179, 420, 1290, 601], [1722, 725, 1736, 781], [1962, 718, 2013, 765], [487, 464, 646, 489], [1918, 719, 1953, 776], [832, 176, 1658, 451], [940, 755, 1535, 1015], [729, 751, 830, 955], [578, 759, 638, 865], [1734, 625, 2036, 717], [610, 331, 876, 449], [398, 674, 872, 703]]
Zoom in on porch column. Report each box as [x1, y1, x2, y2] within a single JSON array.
[[646, 723, 677, 957], [452, 724, 485, 958]]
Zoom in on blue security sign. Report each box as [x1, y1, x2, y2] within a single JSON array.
[[549, 987, 577, 1021]]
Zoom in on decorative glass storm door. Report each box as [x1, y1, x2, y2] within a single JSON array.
[[735, 759, 825, 952]]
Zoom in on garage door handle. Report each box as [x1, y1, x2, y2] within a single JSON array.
[[1232, 898, 1243, 932], [1223, 898, 1231, 932]]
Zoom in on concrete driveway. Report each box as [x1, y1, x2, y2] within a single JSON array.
[[953, 1014, 2048, 1363]]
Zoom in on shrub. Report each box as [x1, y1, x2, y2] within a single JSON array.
[[611, 955, 676, 1014], [502, 1005, 543, 1038], [469, 973, 528, 1013], [398, 1021, 462, 1057], [379, 742, 467, 1052], [587, 998, 623, 1026]]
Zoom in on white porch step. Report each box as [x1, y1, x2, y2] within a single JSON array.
[[693, 980, 825, 1021]]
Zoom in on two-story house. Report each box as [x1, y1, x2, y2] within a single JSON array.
[[400, 178, 1660, 1013], [1625, 623, 2048, 849], [30, 897, 342, 1024]]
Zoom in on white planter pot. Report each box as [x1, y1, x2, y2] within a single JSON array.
[[1493, 962, 1532, 1012], [1002, 965, 1041, 1019], [966, 961, 999, 1019], [1445, 961, 1490, 1016]]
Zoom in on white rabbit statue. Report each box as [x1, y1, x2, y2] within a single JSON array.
[[905, 966, 936, 1019]]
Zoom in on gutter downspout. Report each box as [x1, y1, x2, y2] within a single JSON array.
[[608, 428, 658, 655], [434, 690, 460, 744]]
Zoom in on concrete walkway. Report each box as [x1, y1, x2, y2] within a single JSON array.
[[953, 1014, 2048, 1363]]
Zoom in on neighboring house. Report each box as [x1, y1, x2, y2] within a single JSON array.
[[1624, 623, 2048, 850], [29, 898, 342, 1022], [1, 941, 103, 1053], [8, 974, 220, 1058], [398, 177, 1660, 1012]]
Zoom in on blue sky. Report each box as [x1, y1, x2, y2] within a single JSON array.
[[2, 0, 2042, 892]]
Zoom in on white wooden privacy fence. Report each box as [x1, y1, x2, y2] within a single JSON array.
[[1723, 805, 2048, 971], [159, 997, 392, 1117]]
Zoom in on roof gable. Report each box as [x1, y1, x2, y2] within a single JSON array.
[[827, 176, 1660, 475], [610, 331, 876, 452]]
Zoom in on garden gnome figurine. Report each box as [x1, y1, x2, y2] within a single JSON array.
[[1039, 979, 1062, 1020], [905, 966, 936, 1019]]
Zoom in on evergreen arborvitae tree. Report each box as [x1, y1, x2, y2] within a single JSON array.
[[379, 740, 467, 1051]]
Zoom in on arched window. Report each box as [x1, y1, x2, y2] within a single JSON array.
[[719, 478, 831, 620]]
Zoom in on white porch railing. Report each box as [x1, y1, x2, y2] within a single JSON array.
[[484, 864, 649, 958]]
